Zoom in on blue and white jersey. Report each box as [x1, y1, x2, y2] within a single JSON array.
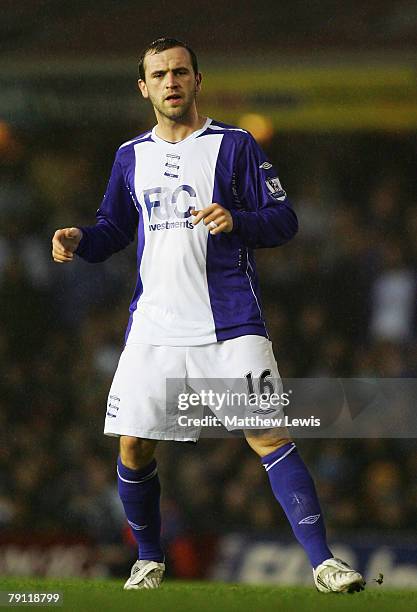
[[76, 118, 298, 346]]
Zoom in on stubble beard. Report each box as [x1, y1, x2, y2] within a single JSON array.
[[152, 87, 197, 122]]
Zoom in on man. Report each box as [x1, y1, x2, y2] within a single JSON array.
[[52, 38, 365, 593]]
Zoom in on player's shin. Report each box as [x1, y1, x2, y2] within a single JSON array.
[[117, 456, 164, 562], [261, 442, 332, 568]]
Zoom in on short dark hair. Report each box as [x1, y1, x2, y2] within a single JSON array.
[[138, 37, 199, 81]]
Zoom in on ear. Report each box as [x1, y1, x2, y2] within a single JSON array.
[[138, 79, 149, 99], [195, 72, 202, 94]]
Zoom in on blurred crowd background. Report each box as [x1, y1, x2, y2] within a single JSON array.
[[1, 0, 417, 578]]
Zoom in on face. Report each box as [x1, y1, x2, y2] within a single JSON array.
[[138, 46, 202, 121]]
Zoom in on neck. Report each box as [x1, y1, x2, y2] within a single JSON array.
[[154, 107, 206, 143]]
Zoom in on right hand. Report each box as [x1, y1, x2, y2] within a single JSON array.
[[52, 227, 83, 263]]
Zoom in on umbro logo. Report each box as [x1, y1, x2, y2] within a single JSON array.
[[259, 161, 273, 170], [127, 519, 148, 531], [298, 514, 321, 525], [252, 408, 276, 415]]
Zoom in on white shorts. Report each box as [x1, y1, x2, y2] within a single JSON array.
[[104, 335, 283, 442]]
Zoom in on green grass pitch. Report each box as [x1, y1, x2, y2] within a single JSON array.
[[0, 578, 415, 612]]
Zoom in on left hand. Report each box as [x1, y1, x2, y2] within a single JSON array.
[[191, 203, 233, 235]]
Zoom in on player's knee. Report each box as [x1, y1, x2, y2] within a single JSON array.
[[245, 429, 292, 458], [119, 435, 157, 469]]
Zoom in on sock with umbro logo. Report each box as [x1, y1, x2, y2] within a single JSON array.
[[262, 442, 332, 568], [117, 456, 164, 562]]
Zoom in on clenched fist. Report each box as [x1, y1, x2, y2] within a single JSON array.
[[52, 227, 83, 263]]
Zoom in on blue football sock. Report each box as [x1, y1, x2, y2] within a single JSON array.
[[117, 456, 164, 562], [262, 442, 332, 568]]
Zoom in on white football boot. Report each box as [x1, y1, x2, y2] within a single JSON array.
[[313, 557, 365, 593], [123, 560, 165, 590]]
